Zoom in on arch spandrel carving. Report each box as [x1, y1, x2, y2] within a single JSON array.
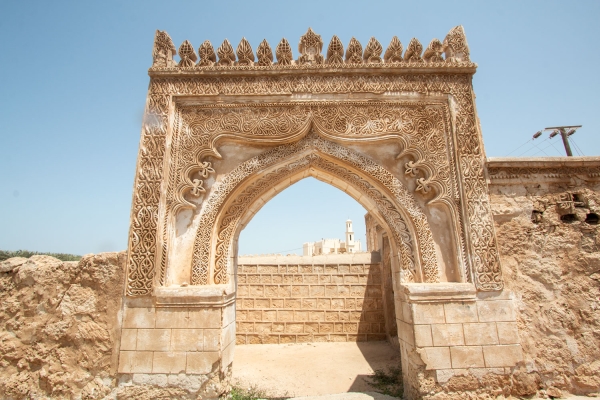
[[127, 29, 503, 295], [191, 134, 439, 286]]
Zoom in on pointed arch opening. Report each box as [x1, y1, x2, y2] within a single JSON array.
[[189, 134, 441, 288]]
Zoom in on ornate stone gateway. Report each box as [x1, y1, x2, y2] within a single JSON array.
[[119, 27, 522, 399]]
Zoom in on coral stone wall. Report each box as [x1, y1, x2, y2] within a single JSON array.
[[489, 177, 600, 396], [0, 253, 126, 399], [235, 253, 388, 344]]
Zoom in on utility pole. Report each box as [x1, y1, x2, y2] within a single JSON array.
[[533, 125, 582, 157]]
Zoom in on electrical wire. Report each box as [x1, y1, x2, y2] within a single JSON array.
[[570, 138, 585, 156], [531, 140, 562, 157], [270, 246, 303, 254], [516, 136, 551, 157], [548, 141, 565, 156], [506, 138, 535, 156]]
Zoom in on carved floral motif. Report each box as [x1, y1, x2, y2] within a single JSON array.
[[217, 39, 236, 66], [197, 40, 216, 67], [443, 25, 470, 62], [384, 36, 403, 63], [149, 26, 477, 70], [276, 38, 293, 65], [236, 38, 254, 66], [404, 38, 423, 62], [363, 37, 383, 63], [327, 35, 344, 65], [256, 39, 273, 66], [345, 38, 363, 64], [423, 39, 444, 62]]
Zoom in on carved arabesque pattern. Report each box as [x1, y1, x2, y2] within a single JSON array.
[[126, 98, 168, 295], [196, 134, 439, 285], [126, 69, 502, 295], [443, 25, 470, 62], [171, 102, 458, 214], [150, 26, 476, 70]]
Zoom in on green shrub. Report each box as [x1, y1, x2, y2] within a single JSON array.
[[368, 365, 404, 398], [223, 384, 268, 400], [0, 250, 82, 262]]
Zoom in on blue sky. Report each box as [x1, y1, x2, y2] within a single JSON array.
[[1, 1, 599, 255]]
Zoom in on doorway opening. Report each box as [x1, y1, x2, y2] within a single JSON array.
[[233, 177, 401, 397]]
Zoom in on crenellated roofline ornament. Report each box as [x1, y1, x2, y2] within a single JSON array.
[[148, 26, 476, 73]]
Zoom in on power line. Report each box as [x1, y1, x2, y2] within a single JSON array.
[[548, 140, 564, 156], [269, 246, 303, 254], [506, 138, 535, 156], [517, 136, 550, 157], [570, 137, 585, 156], [531, 140, 562, 157]]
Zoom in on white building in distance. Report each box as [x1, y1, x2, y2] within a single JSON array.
[[303, 219, 362, 256]]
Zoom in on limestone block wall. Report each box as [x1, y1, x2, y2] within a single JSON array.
[[236, 253, 387, 344], [395, 283, 523, 398], [116, 287, 236, 398]]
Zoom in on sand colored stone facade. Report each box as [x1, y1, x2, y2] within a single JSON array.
[[105, 26, 600, 399], [1, 156, 598, 397]]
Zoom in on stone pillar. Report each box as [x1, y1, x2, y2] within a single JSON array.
[[117, 286, 235, 398], [396, 283, 523, 398]]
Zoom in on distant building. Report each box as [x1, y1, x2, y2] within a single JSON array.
[[303, 219, 362, 256]]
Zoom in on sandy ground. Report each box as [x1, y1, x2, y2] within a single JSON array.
[[232, 341, 599, 400], [232, 341, 400, 398]]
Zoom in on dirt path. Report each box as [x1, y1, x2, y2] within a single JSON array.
[[232, 341, 400, 398]]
